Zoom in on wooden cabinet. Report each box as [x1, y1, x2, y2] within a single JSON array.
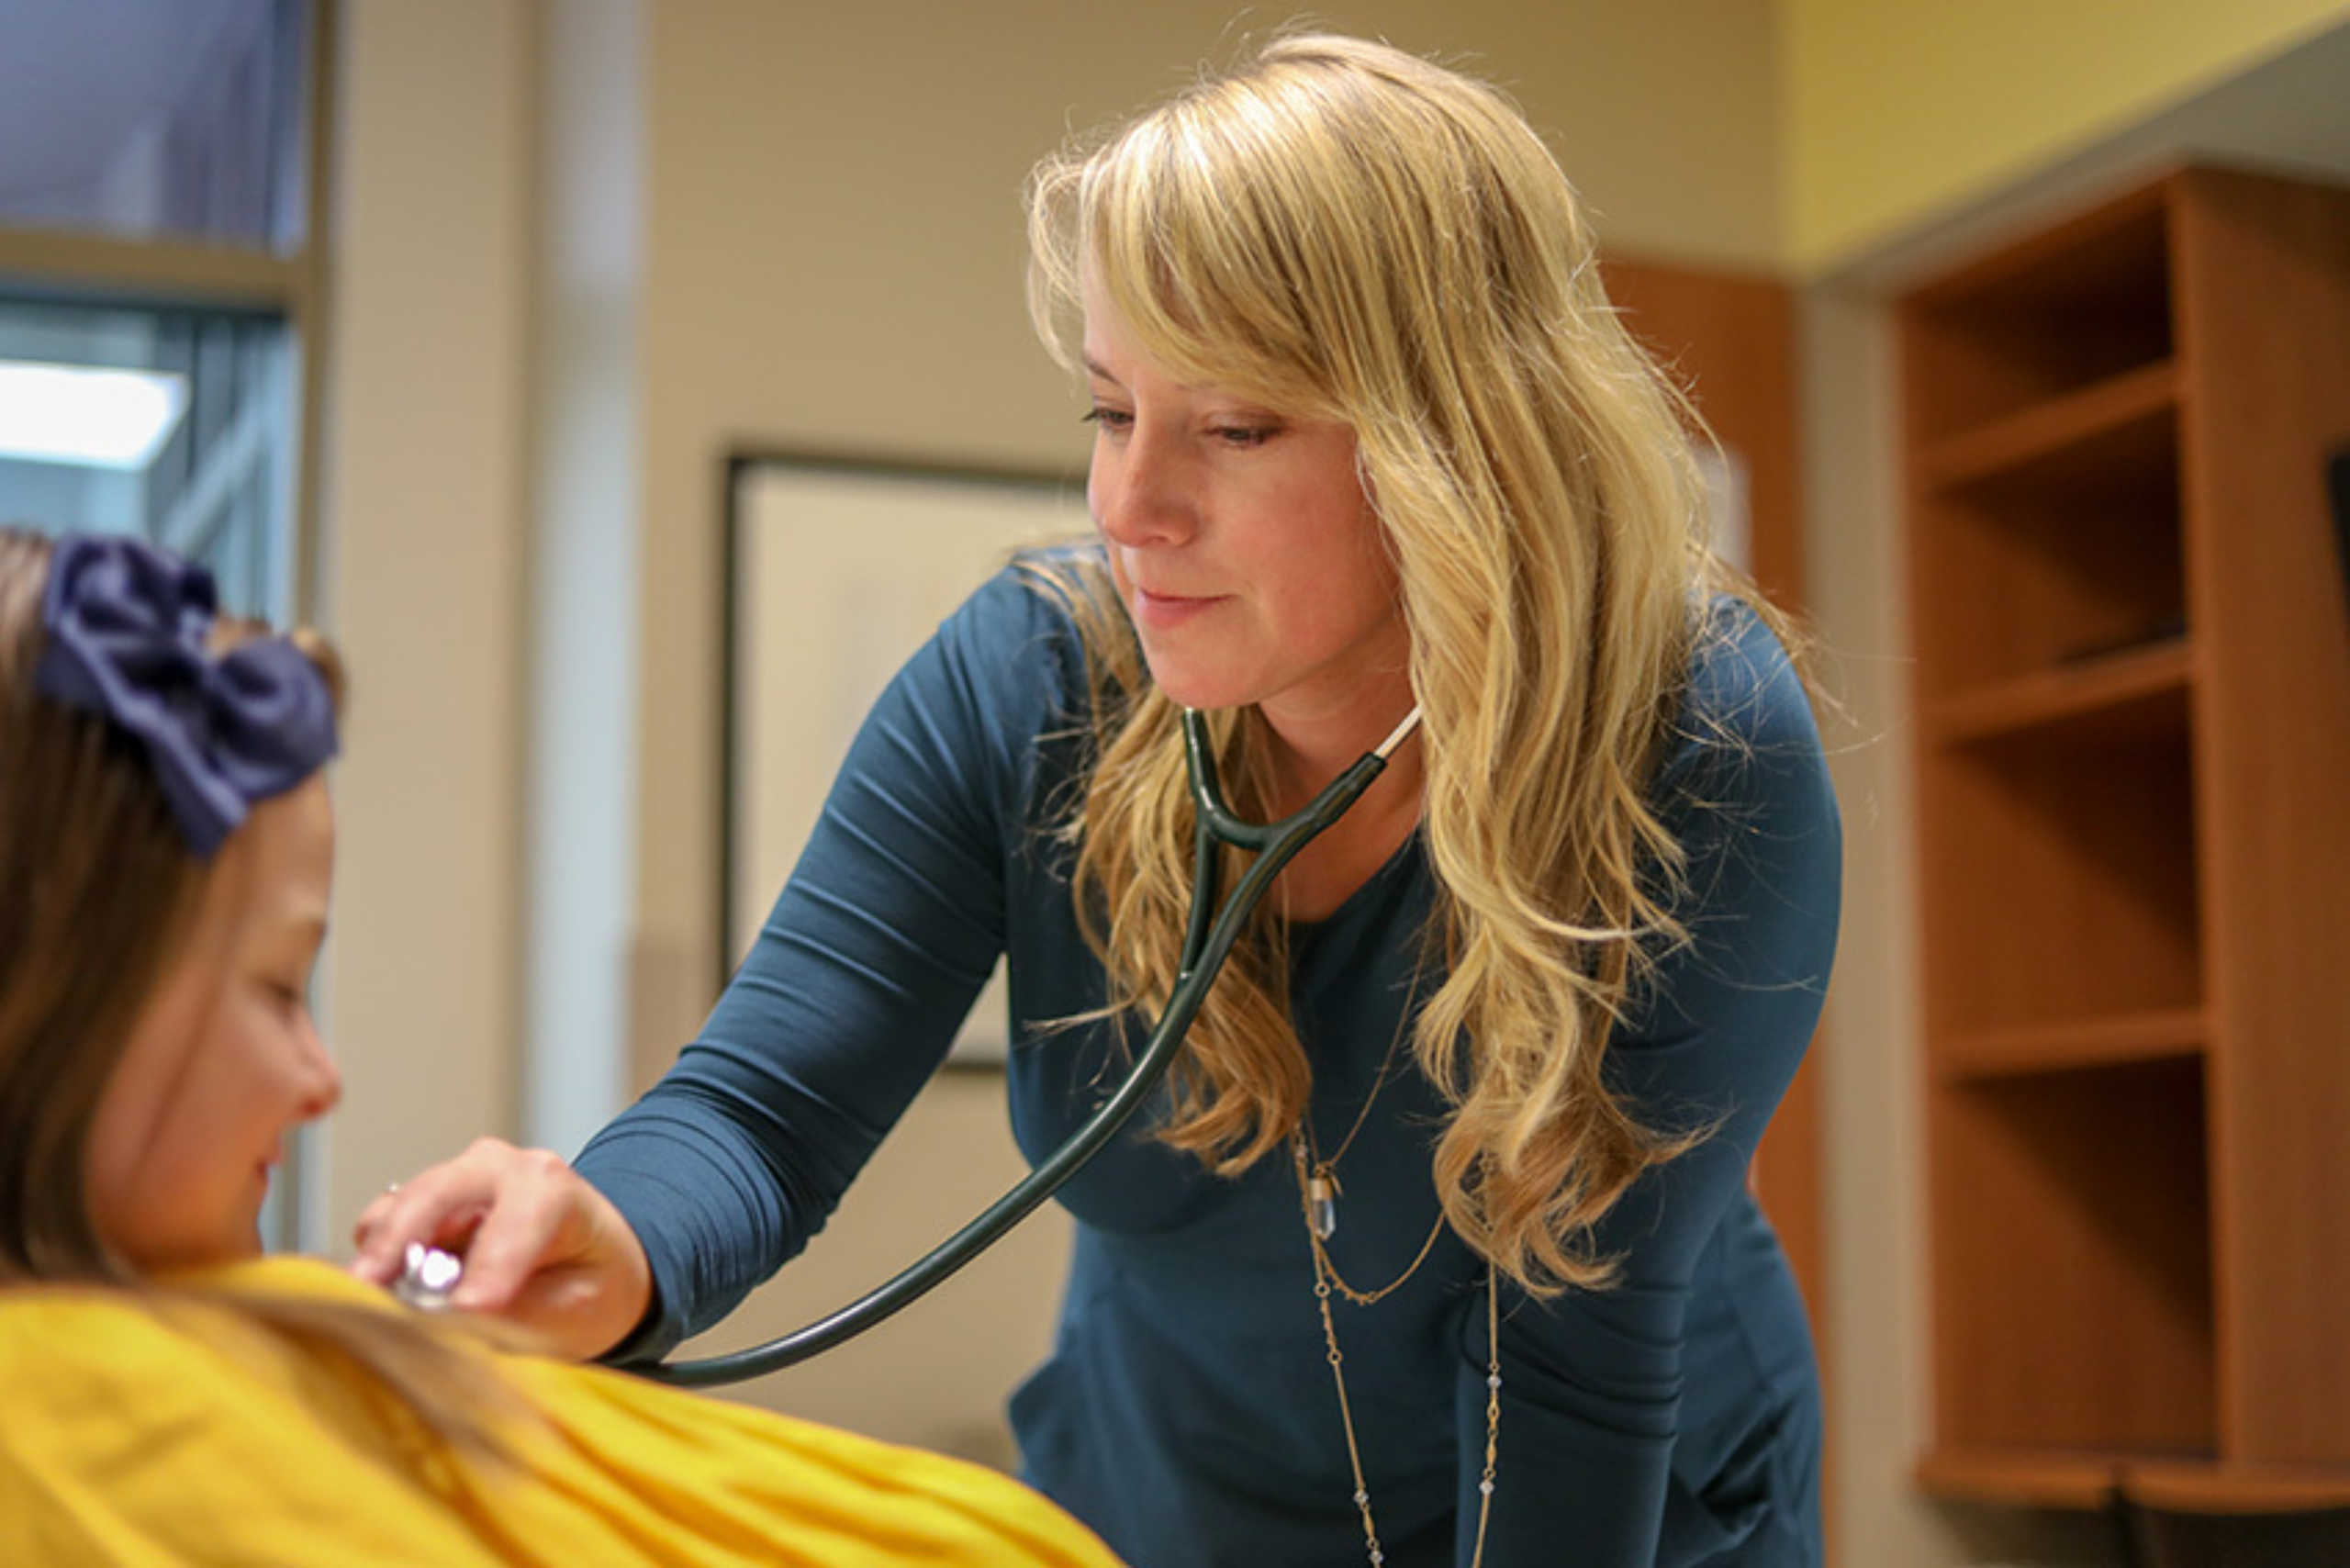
[[1603, 255, 1821, 1334], [1899, 166, 2350, 1508]]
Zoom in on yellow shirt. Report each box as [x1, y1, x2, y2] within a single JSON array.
[[0, 1257, 1124, 1567]]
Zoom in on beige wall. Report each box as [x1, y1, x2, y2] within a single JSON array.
[[320, 0, 532, 1223]]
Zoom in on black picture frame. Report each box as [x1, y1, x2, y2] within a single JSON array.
[[715, 449, 1087, 1058]]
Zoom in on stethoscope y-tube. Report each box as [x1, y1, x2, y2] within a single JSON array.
[[638, 704, 1423, 1387]]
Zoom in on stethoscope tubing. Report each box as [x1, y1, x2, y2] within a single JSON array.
[[641, 704, 1418, 1387]]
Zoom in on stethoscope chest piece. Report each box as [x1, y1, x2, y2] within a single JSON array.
[[393, 1240, 464, 1311]]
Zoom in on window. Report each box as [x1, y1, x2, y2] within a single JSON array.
[[0, 0, 310, 251], [0, 0, 331, 1251], [0, 0, 323, 622], [0, 299, 299, 611]]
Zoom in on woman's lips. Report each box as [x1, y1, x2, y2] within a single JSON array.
[[1129, 586, 1225, 630]]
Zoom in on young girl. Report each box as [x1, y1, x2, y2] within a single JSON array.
[[0, 528, 1124, 1568]]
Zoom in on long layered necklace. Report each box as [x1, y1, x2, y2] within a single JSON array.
[[1291, 1008, 1500, 1568]]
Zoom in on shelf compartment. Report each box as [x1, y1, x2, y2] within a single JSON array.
[[1916, 361, 2179, 494], [1929, 1058, 2216, 1458], [2120, 1461, 2350, 1510], [1904, 166, 2350, 1514], [1909, 418, 2187, 699], [1918, 1445, 2163, 1510], [1918, 711, 2200, 1038], [1926, 637, 2191, 747], [1935, 1005, 2207, 1083], [1904, 185, 2173, 445], [1918, 1447, 2350, 1512]]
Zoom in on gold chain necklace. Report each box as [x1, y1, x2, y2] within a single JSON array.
[[1300, 975, 1419, 1247], [1292, 1134, 1500, 1567]]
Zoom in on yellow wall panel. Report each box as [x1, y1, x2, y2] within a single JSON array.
[[1784, 0, 2350, 269]]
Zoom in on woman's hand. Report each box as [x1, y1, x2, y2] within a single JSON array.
[[351, 1137, 654, 1361]]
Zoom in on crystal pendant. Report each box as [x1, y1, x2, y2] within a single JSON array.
[[1307, 1170, 1338, 1240]]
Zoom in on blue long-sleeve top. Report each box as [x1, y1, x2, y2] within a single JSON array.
[[577, 552, 1841, 1567]]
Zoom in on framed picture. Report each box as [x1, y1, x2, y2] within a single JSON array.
[[719, 451, 1089, 1063]]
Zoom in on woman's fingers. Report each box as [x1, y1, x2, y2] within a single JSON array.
[[348, 1137, 652, 1360], [449, 1148, 654, 1358], [349, 1137, 509, 1282], [437, 1143, 585, 1308], [490, 1249, 655, 1361]]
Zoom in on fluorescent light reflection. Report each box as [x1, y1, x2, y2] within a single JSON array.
[[0, 361, 190, 469]]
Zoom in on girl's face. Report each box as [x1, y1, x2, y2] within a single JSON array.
[[86, 777, 341, 1273], [1082, 283, 1413, 738]]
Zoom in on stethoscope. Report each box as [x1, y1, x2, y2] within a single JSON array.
[[395, 703, 1424, 1383]]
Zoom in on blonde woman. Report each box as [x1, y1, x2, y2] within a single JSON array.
[[365, 34, 1840, 1568]]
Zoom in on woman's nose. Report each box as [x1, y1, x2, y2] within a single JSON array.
[[1091, 431, 1195, 548]]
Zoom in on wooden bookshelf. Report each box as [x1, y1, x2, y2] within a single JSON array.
[[1899, 166, 2350, 1510]]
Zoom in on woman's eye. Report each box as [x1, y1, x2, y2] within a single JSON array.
[[1213, 424, 1276, 449], [1081, 406, 1133, 434]]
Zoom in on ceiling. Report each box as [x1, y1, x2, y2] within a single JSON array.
[[0, 0, 263, 211], [3, 0, 2346, 281]]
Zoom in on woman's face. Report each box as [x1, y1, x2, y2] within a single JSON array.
[[86, 777, 341, 1273], [1082, 282, 1412, 736]]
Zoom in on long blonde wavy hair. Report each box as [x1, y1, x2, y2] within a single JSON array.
[[1024, 33, 1763, 1294]]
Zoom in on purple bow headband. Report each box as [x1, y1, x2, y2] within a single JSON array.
[[34, 534, 339, 859]]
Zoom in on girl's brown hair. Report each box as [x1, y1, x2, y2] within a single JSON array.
[[0, 525, 520, 1453]]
